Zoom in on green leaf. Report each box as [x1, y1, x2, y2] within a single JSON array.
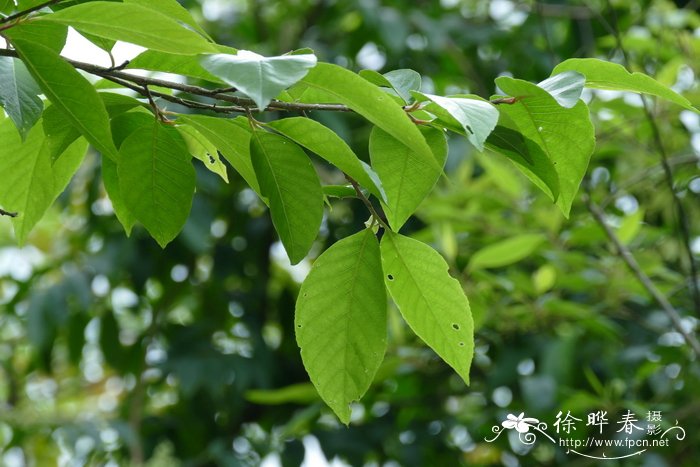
[[0, 0, 13, 13], [118, 122, 196, 247], [495, 77, 595, 217], [533, 264, 557, 294], [413, 92, 498, 151], [618, 208, 645, 245], [383, 69, 422, 103], [537, 70, 585, 108], [0, 118, 88, 244], [7, 36, 119, 161], [380, 232, 473, 384], [251, 131, 323, 264], [79, 31, 116, 52], [295, 63, 438, 173], [110, 110, 155, 148], [99, 92, 144, 117], [42, 105, 80, 163], [360, 69, 422, 103], [127, 50, 226, 83], [485, 122, 560, 201], [200, 51, 317, 110], [552, 58, 698, 113], [102, 156, 136, 235], [296, 229, 387, 424], [468, 233, 546, 271], [124, 0, 212, 41], [322, 185, 357, 198], [267, 117, 384, 200], [178, 114, 260, 195], [38, 1, 216, 55], [369, 126, 447, 230], [2, 19, 68, 53], [43, 95, 142, 164], [0, 57, 43, 140], [177, 124, 229, 183], [245, 383, 319, 405]]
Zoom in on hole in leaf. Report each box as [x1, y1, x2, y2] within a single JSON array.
[[297, 324, 302, 328], [452, 323, 460, 330], [387, 274, 394, 281], [459, 342, 464, 347]]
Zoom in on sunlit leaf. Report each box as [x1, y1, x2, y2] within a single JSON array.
[[0, 117, 88, 244], [381, 232, 473, 384], [38, 1, 216, 55], [553, 58, 698, 112]]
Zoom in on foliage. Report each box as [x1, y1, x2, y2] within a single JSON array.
[[0, 0, 698, 465]]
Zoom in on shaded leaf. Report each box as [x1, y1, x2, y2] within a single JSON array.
[[383, 69, 422, 103], [296, 229, 386, 424], [495, 77, 595, 217], [485, 121, 560, 201], [251, 131, 323, 264], [102, 156, 136, 235], [7, 36, 119, 160], [380, 232, 473, 384], [200, 50, 317, 110], [268, 117, 384, 200], [118, 122, 196, 247], [370, 126, 447, 230], [0, 56, 43, 140]]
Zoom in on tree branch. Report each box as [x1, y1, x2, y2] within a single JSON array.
[[585, 195, 700, 356], [0, 0, 66, 26], [603, 0, 700, 314]]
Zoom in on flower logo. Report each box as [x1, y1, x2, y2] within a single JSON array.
[[502, 413, 540, 433]]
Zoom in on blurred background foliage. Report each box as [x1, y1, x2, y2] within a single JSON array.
[[1, 0, 699, 465]]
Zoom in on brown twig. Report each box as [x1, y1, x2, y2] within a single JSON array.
[[345, 175, 389, 230], [585, 195, 700, 355]]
